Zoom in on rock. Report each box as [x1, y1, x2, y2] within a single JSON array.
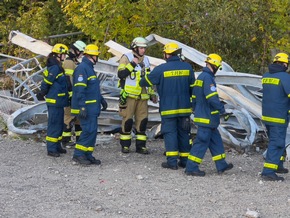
[[95, 205, 103, 212], [245, 209, 260, 218], [136, 175, 144, 180]]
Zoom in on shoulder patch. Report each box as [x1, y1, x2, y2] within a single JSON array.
[[210, 86, 217, 92], [78, 75, 83, 82]]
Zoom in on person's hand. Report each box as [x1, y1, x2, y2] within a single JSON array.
[[79, 107, 87, 119], [221, 112, 233, 121], [182, 116, 191, 132], [101, 98, 108, 111], [119, 90, 128, 105], [36, 92, 45, 101]]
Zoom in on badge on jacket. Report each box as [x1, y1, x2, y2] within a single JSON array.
[[210, 84, 216, 92], [78, 75, 83, 82]]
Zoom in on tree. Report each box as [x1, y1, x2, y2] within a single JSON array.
[[1, 0, 289, 74]]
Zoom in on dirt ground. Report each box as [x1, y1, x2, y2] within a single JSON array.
[[0, 133, 290, 218]]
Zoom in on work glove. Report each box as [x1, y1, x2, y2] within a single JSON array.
[[79, 107, 87, 119], [36, 92, 45, 101], [119, 90, 128, 106], [181, 116, 191, 132], [221, 112, 233, 121], [101, 98, 108, 111]]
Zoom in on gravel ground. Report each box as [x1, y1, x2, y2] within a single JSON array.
[[0, 133, 290, 218]]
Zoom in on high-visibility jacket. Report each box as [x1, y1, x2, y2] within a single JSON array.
[[118, 52, 152, 100], [71, 56, 102, 117], [140, 55, 195, 118], [192, 67, 225, 128], [39, 57, 69, 107], [262, 63, 290, 126]]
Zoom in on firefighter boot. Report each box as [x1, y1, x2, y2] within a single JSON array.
[[120, 132, 131, 154], [121, 146, 130, 153], [136, 134, 149, 154], [276, 167, 289, 174], [57, 143, 67, 154], [87, 156, 101, 165], [261, 173, 284, 181], [136, 147, 149, 154], [217, 163, 234, 174], [47, 151, 60, 157], [185, 170, 206, 177], [72, 156, 91, 166], [161, 162, 178, 170]]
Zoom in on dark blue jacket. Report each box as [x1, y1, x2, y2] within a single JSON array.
[[139, 56, 195, 118], [262, 63, 290, 126], [192, 67, 225, 128], [40, 57, 69, 107], [71, 56, 103, 117]]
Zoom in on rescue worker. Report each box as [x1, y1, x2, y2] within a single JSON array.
[[117, 37, 157, 154], [185, 54, 233, 176], [71, 44, 108, 165], [261, 52, 290, 181], [62, 40, 86, 148], [140, 42, 195, 169], [36, 43, 69, 157]]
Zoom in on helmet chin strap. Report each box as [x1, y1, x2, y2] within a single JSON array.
[[57, 54, 65, 62], [90, 55, 98, 65], [208, 63, 219, 74], [133, 48, 143, 57]]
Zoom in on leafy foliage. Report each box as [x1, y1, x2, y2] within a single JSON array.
[[0, 0, 290, 74]]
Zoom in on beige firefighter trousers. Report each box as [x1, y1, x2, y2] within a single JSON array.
[[119, 97, 148, 133]]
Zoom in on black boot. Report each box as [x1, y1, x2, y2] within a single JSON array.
[[47, 151, 60, 157], [276, 166, 289, 174], [72, 156, 91, 166], [121, 146, 130, 153], [161, 162, 178, 170], [136, 147, 149, 154], [261, 173, 284, 181], [185, 170, 206, 177], [57, 146, 67, 154], [217, 163, 234, 174], [87, 157, 101, 165]]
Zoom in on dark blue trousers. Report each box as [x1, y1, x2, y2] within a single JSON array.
[[186, 126, 228, 172], [161, 117, 191, 167], [73, 115, 98, 158], [262, 125, 287, 175], [46, 106, 64, 153]]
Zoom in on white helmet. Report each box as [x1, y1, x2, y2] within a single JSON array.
[[73, 40, 86, 52], [130, 37, 148, 49]]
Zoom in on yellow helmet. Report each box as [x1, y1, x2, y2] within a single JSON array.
[[52, 43, 68, 54], [84, 44, 100, 56], [205, 53, 222, 68], [273, 53, 289, 64], [163, 42, 180, 54]]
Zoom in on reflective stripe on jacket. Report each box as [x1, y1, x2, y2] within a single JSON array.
[[120, 53, 151, 99], [140, 55, 195, 118]]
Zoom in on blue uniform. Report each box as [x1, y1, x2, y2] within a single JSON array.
[[140, 56, 195, 167], [39, 57, 69, 153], [261, 63, 290, 176], [185, 67, 229, 173], [71, 56, 103, 159]]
